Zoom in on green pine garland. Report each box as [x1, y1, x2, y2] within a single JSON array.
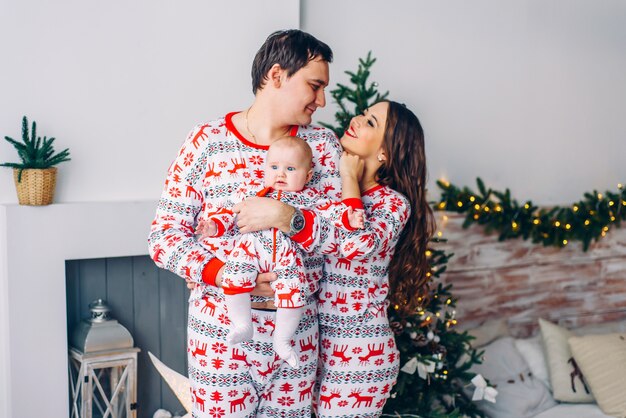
[[435, 178, 625, 251]]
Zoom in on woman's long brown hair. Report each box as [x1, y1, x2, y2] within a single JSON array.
[[376, 101, 435, 317]]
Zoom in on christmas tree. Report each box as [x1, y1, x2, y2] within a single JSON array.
[[321, 53, 485, 418]]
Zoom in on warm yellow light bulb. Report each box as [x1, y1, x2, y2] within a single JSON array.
[[426, 272, 432, 277], [495, 206, 502, 212], [438, 202, 446, 209], [436, 312, 440, 317], [565, 224, 571, 230], [457, 201, 463, 207], [437, 231, 443, 237], [619, 183, 624, 189], [484, 207, 490, 212], [533, 218, 540, 225], [473, 214, 479, 220], [512, 222, 518, 229], [563, 239, 568, 245], [470, 196, 476, 202], [554, 221, 561, 227], [611, 216, 616, 222], [573, 205, 579, 212], [602, 231, 607, 237], [474, 204, 480, 210], [598, 193, 603, 200], [446, 299, 451, 305], [609, 201, 615, 207], [584, 219, 590, 226], [425, 250, 432, 257], [603, 226, 609, 232]]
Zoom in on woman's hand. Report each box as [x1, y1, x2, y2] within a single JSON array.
[[233, 197, 294, 234], [340, 151, 364, 182]]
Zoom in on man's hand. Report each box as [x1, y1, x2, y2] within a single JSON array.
[[233, 197, 294, 234]]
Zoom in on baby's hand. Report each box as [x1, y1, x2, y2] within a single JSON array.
[[196, 219, 218, 239], [347, 208, 365, 229]]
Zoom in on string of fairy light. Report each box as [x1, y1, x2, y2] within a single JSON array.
[[433, 178, 625, 251]]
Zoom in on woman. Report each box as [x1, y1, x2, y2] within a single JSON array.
[[294, 100, 435, 417]]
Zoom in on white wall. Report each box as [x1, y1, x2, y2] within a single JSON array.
[[1, 1, 625, 206], [0, 0, 299, 203], [304, 0, 626, 205]]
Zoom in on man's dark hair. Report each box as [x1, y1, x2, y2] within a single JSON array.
[[251, 29, 333, 94]]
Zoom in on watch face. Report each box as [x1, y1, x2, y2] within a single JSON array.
[[293, 214, 305, 230]]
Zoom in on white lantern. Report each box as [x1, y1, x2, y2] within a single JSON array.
[[68, 299, 140, 418]]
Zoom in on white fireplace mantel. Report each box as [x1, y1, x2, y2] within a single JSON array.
[[0, 200, 157, 418]]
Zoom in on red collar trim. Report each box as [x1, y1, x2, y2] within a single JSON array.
[[363, 184, 383, 196], [225, 112, 298, 150]]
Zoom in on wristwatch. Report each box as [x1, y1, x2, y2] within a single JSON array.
[[287, 208, 305, 237]]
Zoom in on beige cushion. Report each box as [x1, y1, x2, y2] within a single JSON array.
[[538, 318, 594, 402], [569, 333, 626, 417], [467, 318, 509, 348]]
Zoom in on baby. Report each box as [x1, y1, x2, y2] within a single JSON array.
[[198, 136, 363, 367]]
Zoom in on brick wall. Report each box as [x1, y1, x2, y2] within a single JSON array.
[[433, 212, 626, 337]]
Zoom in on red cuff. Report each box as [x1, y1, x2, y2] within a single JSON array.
[[290, 209, 315, 249], [342, 211, 359, 231], [201, 258, 225, 286], [212, 218, 226, 237], [343, 198, 364, 210]]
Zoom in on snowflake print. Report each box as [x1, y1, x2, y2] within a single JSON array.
[[352, 302, 362, 311], [387, 338, 396, 348], [243, 171, 250, 179], [209, 406, 225, 418], [352, 347, 362, 354], [325, 291, 333, 299], [300, 354, 309, 363], [340, 306, 348, 313], [321, 339, 331, 349], [344, 242, 355, 252], [211, 342, 227, 354], [368, 386, 379, 393], [198, 387, 206, 396], [277, 396, 294, 407], [376, 399, 386, 408], [217, 314, 230, 325], [183, 152, 194, 166], [168, 187, 181, 198], [375, 358, 384, 366], [298, 381, 308, 388], [316, 143, 324, 152], [186, 250, 201, 263], [354, 266, 368, 275], [199, 359, 207, 367], [218, 161, 227, 168], [257, 327, 267, 334], [338, 400, 348, 407], [228, 389, 239, 398], [251, 360, 261, 367], [275, 282, 284, 290], [249, 155, 263, 165], [229, 363, 239, 370], [328, 359, 336, 367], [211, 358, 224, 369], [351, 290, 365, 300], [254, 169, 264, 178], [211, 128, 220, 134]]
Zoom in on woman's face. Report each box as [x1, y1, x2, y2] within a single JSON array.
[[340, 101, 389, 159]]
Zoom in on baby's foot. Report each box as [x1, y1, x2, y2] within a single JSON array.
[[227, 324, 253, 345], [274, 342, 299, 368]]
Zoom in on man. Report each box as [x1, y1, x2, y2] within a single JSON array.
[[149, 30, 341, 417]]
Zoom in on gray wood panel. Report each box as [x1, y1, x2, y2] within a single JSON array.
[[66, 255, 188, 418]]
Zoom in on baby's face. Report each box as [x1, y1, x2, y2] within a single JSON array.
[[264, 146, 312, 192]]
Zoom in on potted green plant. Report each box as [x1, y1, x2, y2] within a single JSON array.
[[1, 116, 70, 205]]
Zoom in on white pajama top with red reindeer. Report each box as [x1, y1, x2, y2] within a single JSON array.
[[148, 112, 342, 418], [295, 185, 410, 417]]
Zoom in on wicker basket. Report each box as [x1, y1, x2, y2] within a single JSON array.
[[13, 167, 57, 205]]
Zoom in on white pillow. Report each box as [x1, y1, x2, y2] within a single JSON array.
[[539, 318, 594, 403], [469, 337, 556, 418], [514, 335, 551, 390]]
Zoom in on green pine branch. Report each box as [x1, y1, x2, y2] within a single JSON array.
[[1, 116, 71, 181]]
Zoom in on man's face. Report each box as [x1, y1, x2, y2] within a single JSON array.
[[264, 145, 312, 191], [278, 57, 330, 126]]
